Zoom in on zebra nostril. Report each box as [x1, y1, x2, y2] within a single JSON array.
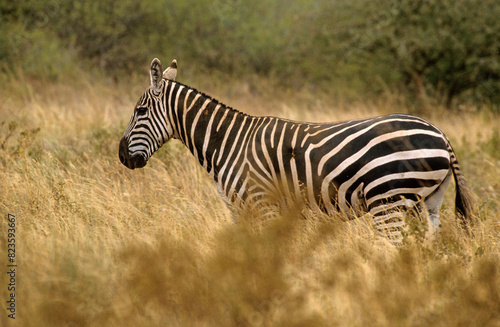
[[119, 153, 125, 164], [119, 138, 130, 166]]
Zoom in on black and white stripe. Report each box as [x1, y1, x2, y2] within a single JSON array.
[[119, 58, 473, 242]]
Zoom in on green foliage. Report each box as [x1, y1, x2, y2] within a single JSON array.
[[355, 0, 500, 107], [0, 0, 74, 78], [53, 0, 153, 71], [1, 0, 499, 107]]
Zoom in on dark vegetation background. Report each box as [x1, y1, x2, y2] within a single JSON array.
[[1, 0, 499, 109]]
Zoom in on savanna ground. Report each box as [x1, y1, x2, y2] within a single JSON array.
[[0, 71, 500, 327]]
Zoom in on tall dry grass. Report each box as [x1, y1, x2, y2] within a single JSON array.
[[0, 73, 499, 326]]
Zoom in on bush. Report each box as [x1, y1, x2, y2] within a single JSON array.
[[0, 0, 73, 78], [345, 0, 500, 107], [1, 0, 499, 107]]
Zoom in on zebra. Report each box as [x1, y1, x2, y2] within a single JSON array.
[[119, 58, 474, 243]]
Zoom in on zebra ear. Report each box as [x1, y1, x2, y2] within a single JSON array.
[[150, 58, 163, 93], [163, 59, 177, 81]]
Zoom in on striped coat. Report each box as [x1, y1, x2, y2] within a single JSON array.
[[119, 59, 473, 242]]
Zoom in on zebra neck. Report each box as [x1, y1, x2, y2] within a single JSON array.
[[170, 82, 254, 183]]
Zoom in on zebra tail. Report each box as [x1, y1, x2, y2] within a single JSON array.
[[448, 142, 475, 225]]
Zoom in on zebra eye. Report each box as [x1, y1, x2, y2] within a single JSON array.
[[136, 107, 148, 116]]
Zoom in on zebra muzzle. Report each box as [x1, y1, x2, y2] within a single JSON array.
[[119, 138, 147, 169]]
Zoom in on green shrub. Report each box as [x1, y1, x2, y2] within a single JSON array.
[[1, 0, 499, 107]]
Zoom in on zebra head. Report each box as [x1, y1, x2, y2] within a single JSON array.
[[119, 58, 177, 169]]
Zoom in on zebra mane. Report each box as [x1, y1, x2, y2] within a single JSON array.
[[165, 79, 250, 118]]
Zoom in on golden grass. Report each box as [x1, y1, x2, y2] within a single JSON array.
[[0, 74, 499, 326]]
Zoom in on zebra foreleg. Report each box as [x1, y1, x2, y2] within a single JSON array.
[[372, 211, 406, 244], [364, 191, 407, 244]]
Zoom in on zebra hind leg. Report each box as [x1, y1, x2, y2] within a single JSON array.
[[423, 170, 453, 238]]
